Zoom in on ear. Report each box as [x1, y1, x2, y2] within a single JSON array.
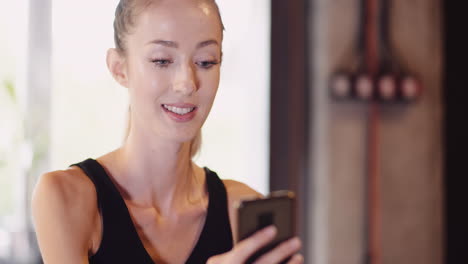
[[106, 48, 129, 88]]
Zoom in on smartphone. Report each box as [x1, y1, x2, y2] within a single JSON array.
[[236, 191, 296, 264]]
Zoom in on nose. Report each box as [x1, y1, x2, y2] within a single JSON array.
[[173, 63, 197, 96]]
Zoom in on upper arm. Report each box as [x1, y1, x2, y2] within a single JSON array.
[[32, 169, 97, 264], [223, 180, 263, 243]]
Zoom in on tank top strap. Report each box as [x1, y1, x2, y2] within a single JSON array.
[[71, 158, 154, 263], [70, 159, 233, 263], [185, 167, 234, 263]]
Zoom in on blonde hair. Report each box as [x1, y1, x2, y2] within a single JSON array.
[[115, 0, 223, 158], [113, 0, 224, 53]]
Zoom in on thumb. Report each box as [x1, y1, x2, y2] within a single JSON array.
[[206, 253, 225, 264]]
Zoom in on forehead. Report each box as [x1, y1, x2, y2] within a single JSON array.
[[132, 0, 223, 44]]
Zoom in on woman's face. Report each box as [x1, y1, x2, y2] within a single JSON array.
[[124, 0, 223, 144]]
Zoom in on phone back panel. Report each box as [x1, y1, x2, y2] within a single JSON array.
[[237, 193, 295, 263]]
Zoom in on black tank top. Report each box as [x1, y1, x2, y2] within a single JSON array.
[[72, 158, 233, 264]]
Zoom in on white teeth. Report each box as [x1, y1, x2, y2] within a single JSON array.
[[163, 104, 195, 115]]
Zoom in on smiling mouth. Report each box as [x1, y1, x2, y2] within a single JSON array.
[[162, 104, 197, 115]]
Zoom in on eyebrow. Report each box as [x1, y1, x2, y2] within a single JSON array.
[[149, 40, 178, 48], [196, 39, 219, 48], [147, 39, 219, 49]]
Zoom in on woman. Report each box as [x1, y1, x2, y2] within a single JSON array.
[[32, 0, 303, 263]]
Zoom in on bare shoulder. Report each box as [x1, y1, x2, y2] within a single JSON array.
[[32, 167, 98, 263], [32, 167, 96, 211], [223, 179, 263, 242], [223, 179, 263, 203]]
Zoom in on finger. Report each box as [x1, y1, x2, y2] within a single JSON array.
[[254, 237, 301, 264], [234, 226, 277, 260], [206, 255, 221, 264], [287, 254, 304, 264]]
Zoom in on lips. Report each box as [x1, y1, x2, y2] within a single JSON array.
[[162, 104, 196, 115], [161, 103, 198, 122]]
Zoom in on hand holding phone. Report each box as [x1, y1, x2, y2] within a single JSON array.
[[206, 226, 302, 264], [236, 191, 298, 264], [206, 191, 303, 264]]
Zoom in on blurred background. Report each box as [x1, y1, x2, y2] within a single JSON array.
[[0, 0, 465, 263]]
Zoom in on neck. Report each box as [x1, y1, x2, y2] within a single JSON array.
[[111, 126, 201, 215]]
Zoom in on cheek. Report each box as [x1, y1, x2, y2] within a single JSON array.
[[198, 69, 220, 100], [129, 63, 169, 98]]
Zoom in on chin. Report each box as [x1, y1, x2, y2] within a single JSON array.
[[170, 130, 200, 145]]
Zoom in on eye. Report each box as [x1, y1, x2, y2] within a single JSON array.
[[196, 60, 220, 69], [152, 59, 173, 68]]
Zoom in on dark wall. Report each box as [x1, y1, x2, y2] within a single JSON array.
[[269, 0, 309, 254], [444, 1, 468, 263]]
